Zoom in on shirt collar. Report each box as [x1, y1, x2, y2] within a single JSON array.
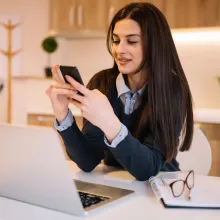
[[116, 73, 147, 98]]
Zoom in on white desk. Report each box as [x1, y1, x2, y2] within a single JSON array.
[[1, 161, 220, 220]]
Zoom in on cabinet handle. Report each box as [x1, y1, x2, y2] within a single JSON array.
[[77, 5, 83, 27], [37, 116, 53, 122], [69, 6, 74, 26], [108, 6, 115, 25]]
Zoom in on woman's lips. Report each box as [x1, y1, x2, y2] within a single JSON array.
[[118, 58, 131, 65]]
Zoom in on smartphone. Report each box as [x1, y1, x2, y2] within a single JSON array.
[[58, 65, 84, 85], [58, 65, 84, 96]]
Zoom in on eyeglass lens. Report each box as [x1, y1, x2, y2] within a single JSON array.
[[186, 171, 194, 189], [171, 171, 194, 197], [172, 180, 185, 197]]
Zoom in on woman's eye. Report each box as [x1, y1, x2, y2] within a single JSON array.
[[128, 41, 138, 44], [112, 40, 138, 45], [112, 40, 120, 44]]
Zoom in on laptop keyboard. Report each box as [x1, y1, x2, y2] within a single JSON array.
[[78, 191, 109, 208]]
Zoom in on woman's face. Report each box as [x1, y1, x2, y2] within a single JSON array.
[[111, 19, 143, 75]]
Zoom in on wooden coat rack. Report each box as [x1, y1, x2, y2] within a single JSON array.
[[0, 20, 22, 123]]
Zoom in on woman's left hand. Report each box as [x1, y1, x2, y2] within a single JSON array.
[[66, 75, 121, 137]]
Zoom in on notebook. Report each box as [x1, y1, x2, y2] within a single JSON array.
[[149, 171, 220, 209]]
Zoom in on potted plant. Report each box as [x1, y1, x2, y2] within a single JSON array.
[[0, 83, 3, 93], [217, 76, 220, 85], [41, 36, 58, 77]]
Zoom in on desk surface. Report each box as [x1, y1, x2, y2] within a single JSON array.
[[1, 161, 220, 220]]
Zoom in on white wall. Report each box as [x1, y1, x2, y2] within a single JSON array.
[[173, 29, 220, 109], [0, 0, 48, 122], [0, 0, 113, 79], [63, 39, 113, 85], [0, 0, 51, 75]]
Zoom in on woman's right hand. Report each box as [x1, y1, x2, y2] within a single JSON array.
[[46, 64, 77, 123]]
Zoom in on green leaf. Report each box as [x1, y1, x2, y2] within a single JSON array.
[[41, 36, 58, 54]]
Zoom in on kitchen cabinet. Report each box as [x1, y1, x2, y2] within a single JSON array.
[[105, 0, 166, 30], [50, 0, 220, 38], [50, 0, 78, 32], [106, 0, 220, 29], [198, 0, 220, 27], [106, 0, 130, 26], [78, 0, 107, 30], [50, 0, 107, 37], [138, 0, 165, 11], [195, 122, 220, 177], [27, 113, 83, 130], [163, 0, 220, 28], [28, 114, 55, 127], [136, 0, 220, 28]]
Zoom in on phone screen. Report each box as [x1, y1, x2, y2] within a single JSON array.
[[58, 65, 84, 96], [58, 66, 84, 85]]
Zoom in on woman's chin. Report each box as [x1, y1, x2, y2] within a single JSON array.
[[118, 69, 134, 75], [117, 65, 143, 76], [118, 67, 132, 74]]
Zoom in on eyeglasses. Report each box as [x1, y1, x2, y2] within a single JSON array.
[[164, 170, 194, 198]]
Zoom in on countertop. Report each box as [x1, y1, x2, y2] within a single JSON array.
[[194, 108, 220, 124], [27, 106, 220, 124]]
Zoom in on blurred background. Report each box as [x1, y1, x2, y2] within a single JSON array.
[[0, 0, 220, 176]]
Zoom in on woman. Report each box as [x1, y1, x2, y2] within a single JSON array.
[[46, 2, 193, 181]]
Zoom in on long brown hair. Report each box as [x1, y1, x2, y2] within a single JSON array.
[[88, 2, 194, 163]]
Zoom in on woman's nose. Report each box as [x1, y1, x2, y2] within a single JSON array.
[[116, 41, 126, 54]]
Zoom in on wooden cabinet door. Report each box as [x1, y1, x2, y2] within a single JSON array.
[[27, 113, 83, 130], [149, 0, 165, 12], [199, 0, 219, 27], [50, 0, 108, 34], [163, 0, 220, 29], [50, 0, 78, 31], [174, 0, 220, 28], [50, 0, 220, 34], [138, 0, 165, 12], [106, 0, 165, 28], [27, 114, 55, 127], [136, 0, 178, 28], [106, 0, 131, 26], [218, 0, 220, 26], [75, 0, 107, 30]]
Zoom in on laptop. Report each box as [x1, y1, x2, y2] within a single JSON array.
[[0, 123, 134, 216]]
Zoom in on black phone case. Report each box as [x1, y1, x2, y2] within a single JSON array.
[[59, 66, 84, 85]]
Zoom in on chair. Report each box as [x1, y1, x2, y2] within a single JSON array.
[[176, 125, 212, 175]]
